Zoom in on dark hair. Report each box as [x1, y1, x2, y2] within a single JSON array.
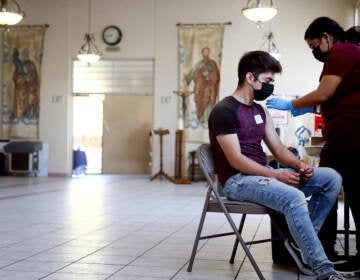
[[304, 16, 360, 45], [237, 50, 282, 86], [345, 26, 360, 45]]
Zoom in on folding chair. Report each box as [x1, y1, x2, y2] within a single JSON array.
[[187, 143, 310, 280]]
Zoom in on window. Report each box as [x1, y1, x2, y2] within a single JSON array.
[[73, 59, 154, 95]]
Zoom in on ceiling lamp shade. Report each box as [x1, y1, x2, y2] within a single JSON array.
[[242, 0, 277, 25], [261, 32, 281, 60], [77, 0, 102, 63], [0, 0, 25, 25], [269, 49, 281, 60], [77, 33, 102, 63]]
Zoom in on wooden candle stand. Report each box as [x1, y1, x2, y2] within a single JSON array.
[[150, 129, 172, 182], [173, 129, 191, 184], [172, 89, 193, 185]]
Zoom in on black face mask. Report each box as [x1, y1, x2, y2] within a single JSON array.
[[254, 82, 274, 101], [312, 46, 329, 62]]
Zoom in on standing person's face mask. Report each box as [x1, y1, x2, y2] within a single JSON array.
[[312, 46, 329, 62], [307, 34, 331, 63], [253, 83, 274, 101]]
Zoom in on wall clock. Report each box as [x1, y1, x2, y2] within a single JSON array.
[[102, 25, 122, 46]]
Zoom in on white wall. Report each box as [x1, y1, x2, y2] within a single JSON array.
[[15, 0, 356, 176], [152, 0, 355, 176]]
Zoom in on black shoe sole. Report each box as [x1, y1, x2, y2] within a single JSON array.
[[337, 271, 358, 278], [284, 239, 315, 276]]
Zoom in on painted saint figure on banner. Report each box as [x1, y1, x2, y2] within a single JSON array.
[[12, 47, 39, 120], [184, 47, 220, 123]]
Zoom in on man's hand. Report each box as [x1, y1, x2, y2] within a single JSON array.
[[266, 98, 294, 111], [298, 165, 314, 184], [275, 170, 301, 186]]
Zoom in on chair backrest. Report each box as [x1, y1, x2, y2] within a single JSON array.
[[197, 143, 227, 195], [197, 143, 216, 180]]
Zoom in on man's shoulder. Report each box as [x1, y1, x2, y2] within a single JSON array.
[[253, 101, 266, 112], [210, 96, 234, 115], [209, 96, 236, 123], [215, 95, 236, 108]]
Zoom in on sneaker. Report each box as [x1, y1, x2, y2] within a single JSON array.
[[289, 240, 307, 264], [334, 257, 360, 278], [319, 272, 345, 280], [284, 239, 315, 276]]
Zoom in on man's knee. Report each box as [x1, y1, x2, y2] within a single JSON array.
[[315, 167, 342, 192], [283, 189, 307, 213], [327, 168, 342, 192]]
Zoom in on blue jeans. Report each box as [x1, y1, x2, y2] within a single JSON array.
[[224, 167, 342, 278]]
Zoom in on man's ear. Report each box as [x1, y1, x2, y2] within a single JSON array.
[[245, 72, 254, 84]]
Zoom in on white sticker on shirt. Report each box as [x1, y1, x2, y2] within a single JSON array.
[[254, 114, 263, 124]]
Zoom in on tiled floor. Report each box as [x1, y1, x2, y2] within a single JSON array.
[[0, 175, 357, 280]]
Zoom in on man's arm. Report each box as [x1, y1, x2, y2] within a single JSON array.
[[263, 110, 302, 169], [217, 133, 276, 177], [216, 131, 303, 186], [267, 75, 342, 111], [264, 110, 314, 185], [292, 75, 342, 108], [263, 110, 314, 183]]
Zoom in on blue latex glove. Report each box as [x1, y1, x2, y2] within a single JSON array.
[[291, 107, 314, 117], [266, 98, 294, 111]]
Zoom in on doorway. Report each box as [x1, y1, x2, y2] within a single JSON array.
[[102, 94, 153, 174], [73, 94, 104, 174], [72, 94, 153, 175]]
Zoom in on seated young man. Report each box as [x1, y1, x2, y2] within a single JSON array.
[[208, 50, 343, 280]]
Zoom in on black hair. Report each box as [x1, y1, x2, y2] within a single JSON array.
[[345, 26, 360, 45], [304, 16, 360, 45], [237, 50, 282, 86]]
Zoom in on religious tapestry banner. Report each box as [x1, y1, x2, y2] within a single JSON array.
[[178, 24, 224, 142], [2, 26, 46, 139]]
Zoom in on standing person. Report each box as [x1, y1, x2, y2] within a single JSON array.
[[209, 50, 344, 280], [184, 46, 220, 122], [266, 17, 360, 274]]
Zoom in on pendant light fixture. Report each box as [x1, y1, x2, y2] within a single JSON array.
[[242, 0, 278, 27], [77, 0, 102, 63], [261, 32, 281, 60], [0, 0, 25, 25]]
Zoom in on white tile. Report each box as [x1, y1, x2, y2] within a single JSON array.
[[58, 262, 122, 275], [41, 272, 106, 280], [3, 260, 69, 273], [111, 265, 179, 279], [0, 176, 355, 280], [0, 270, 46, 279]]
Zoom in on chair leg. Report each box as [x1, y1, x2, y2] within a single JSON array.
[[218, 200, 266, 280], [230, 213, 247, 263], [187, 187, 211, 272], [344, 195, 350, 258]]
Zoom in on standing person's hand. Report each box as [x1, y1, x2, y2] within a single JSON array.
[[266, 98, 294, 111], [291, 107, 314, 117]]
